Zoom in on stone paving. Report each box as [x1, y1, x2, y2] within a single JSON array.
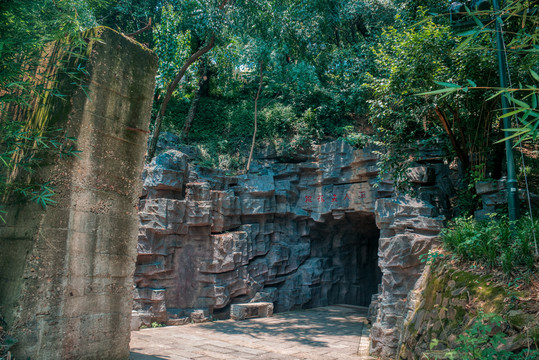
[[130, 305, 374, 360]]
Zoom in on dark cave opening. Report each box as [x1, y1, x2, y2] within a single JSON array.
[[304, 211, 381, 308]]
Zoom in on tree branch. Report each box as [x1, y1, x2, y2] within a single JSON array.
[[435, 105, 470, 171], [181, 60, 208, 142], [146, 35, 216, 161], [246, 62, 264, 172], [126, 18, 152, 38], [146, 0, 229, 161]]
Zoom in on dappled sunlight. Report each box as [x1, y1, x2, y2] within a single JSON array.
[[130, 305, 373, 359]]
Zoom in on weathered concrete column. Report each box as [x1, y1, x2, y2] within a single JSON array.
[[0, 27, 157, 359]]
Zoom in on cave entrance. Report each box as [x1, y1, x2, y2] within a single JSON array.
[[304, 211, 381, 308]]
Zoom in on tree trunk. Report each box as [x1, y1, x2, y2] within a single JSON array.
[[181, 60, 208, 142], [246, 62, 264, 172], [435, 105, 470, 171], [146, 35, 215, 162]]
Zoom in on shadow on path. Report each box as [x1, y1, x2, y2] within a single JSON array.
[[130, 305, 373, 360], [130, 352, 170, 360], [193, 305, 368, 347]]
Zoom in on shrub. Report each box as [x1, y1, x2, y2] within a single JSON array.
[[445, 311, 539, 360], [441, 215, 538, 273]]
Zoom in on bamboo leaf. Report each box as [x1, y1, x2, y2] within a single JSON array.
[[454, 35, 474, 52], [416, 88, 459, 96], [434, 81, 462, 88], [473, 15, 484, 29], [513, 135, 527, 147], [495, 130, 528, 143], [532, 119, 539, 133], [499, 109, 525, 119], [505, 94, 530, 108], [457, 29, 479, 37], [486, 89, 506, 101]]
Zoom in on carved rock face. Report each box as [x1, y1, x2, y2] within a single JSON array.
[[134, 138, 451, 359]]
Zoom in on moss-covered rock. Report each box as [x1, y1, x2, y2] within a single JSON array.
[[399, 259, 538, 359]]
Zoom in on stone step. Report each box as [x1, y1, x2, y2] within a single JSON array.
[[230, 302, 274, 320]]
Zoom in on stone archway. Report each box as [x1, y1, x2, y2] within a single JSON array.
[[134, 139, 451, 360], [133, 140, 388, 325], [303, 212, 381, 308]]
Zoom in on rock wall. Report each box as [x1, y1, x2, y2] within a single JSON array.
[[0, 28, 157, 359], [369, 197, 444, 358], [134, 135, 454, 360], [134, 140, 387, 325], [399, 261, 539, 359]]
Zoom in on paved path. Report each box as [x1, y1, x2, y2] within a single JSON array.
[[130, 305, 374, 360]]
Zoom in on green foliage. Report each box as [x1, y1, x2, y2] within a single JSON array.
[[364, 3, 537, 191], [258, 104, 321, 156], [0, 122, 81, 221], [0, 1, 104, 221], [92, 0, 159, 42], [161, 95, 322, 170], [441, 215, 538, 273], [425, 0, 539, 144], [153, 3, 192, 90], [171, 0, 398, 167], [446, 311, 539, 360], [419, 249, 445, 265], [365, 9, 455, 186], [453, 167, 490, 217], [0, 0, 98, 109], [342, 126, 373, 148]]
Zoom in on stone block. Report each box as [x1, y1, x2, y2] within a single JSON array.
[[406, 166, 435, 185], [238, 175, 275, 196], [143, 150, 189, 192], [130, 311, 142, 331], [187, 309, 209, 323], [251, 288, 278, 303], [475, 179, 505, 195], [230, 302, 274, 320], [185, 201, 212, 226], [186, 182, 211, 201], [482, 192, 507, 206]]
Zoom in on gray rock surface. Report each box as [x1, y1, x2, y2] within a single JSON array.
[[369, 197, 444, 358], [134, 139, 451, 359]]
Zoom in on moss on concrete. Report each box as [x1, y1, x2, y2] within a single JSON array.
[[0, 27, 158, 360]]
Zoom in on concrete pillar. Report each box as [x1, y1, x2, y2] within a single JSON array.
[[0, 27, 157, 359]]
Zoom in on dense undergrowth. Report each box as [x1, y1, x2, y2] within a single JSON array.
[[407, 257, 539, 360], [158, 95, 344, 170], [441, 214, 539, 274], [436, 212, 539, 357]]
